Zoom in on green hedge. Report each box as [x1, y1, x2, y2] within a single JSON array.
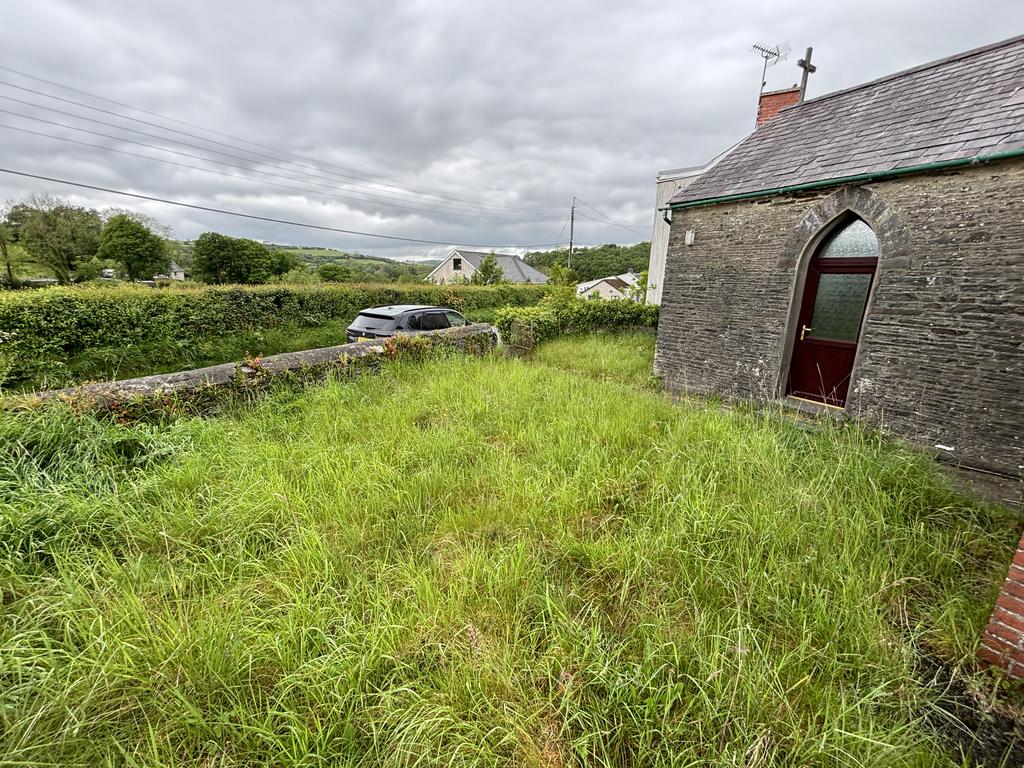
[[495, 296, 658, 348], [0, 282, 547, 383]]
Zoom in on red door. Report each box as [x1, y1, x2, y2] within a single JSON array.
[[786, 218, 879, 407]]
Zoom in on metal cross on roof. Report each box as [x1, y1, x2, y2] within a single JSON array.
[[798, 47, 817, 101]]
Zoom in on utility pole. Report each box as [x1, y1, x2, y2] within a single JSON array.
[[797, 47, 817, 101], [568, 196, 575, 270]]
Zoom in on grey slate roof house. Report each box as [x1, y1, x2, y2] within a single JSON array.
[[656, 35, 1024, 495], [577, 272, 641, 300], [426, 249, 548, 285]]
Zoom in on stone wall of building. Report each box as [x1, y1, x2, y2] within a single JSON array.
[[655, 157, 1024, 481]]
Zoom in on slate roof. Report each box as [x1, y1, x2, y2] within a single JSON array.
[[454, 250, 549, 284], [576, 272, 640, 294], [671, 35, 1024, 206]]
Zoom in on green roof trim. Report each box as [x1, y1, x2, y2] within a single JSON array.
[[665, 148, 1024, 212]]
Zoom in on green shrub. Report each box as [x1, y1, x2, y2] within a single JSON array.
[[0, 282, 547, 386], [495, 296, 658, 347]]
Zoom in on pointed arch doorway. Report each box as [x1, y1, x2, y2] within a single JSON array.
[[786, 217, 879, 407]]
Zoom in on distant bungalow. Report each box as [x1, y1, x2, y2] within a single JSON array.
[[426, 250, 548, 285]]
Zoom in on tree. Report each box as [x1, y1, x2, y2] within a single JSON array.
[[318, 263, 351, 282], [279, 265, 320, 284], [524, 242, 651, 282], [546, 262, 578, 286], [627, 271, 649, 303], [97, 214, 169, 281], [193, 232, 277, 284], [0, 208, 15, 287], [73, 256, 110, 282], [16, 196, 102, 284], [266, 249, 299, 279], [101, 208, 171, 238], [470, 254, 505, 285]]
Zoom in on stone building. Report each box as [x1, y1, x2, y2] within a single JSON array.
[[645, 88, 798, 304], [656, 35, 1023, 488]]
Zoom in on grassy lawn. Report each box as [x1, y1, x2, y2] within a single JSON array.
[[3, 242, 55, 281], [532, 329, 657, 388], [1, 339, 1019, 765]]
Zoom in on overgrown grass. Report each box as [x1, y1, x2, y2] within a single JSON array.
[[0, 348, 1019, 765], [533, 329, 658, 388]]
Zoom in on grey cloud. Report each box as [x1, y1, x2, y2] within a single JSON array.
[[2, 0, 1021, 258]]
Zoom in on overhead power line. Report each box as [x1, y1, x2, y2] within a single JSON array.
[[573, 197, 652, 234], [0, 121, 528, 222], [0, 90, 556, 220], [0, 115, 562, 222], [0, 167, 568, 249], [573, 210, 651, 236], [0, 68, 552, 216]]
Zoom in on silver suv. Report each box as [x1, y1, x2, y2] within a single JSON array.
[[346, 305, 469, 343]]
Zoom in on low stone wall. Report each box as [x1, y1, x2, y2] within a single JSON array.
[[19, 324, 495, 416]]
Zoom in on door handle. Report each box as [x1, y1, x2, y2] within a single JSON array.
[[800, 325, 813, 341]]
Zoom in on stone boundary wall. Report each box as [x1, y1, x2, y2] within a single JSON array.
[[979, 530, 1024, 678], [23, 324, 495, 411]]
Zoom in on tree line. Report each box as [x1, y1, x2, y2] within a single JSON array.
[[0, 196, 174, 285], [0, 195, 298, 287], [0, 194, 651, 289], [0, 195, 436, 288], [524, 242, 650, 282]]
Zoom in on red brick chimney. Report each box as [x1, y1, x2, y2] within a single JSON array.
[[756, 86, 801, 127], [978, 530, 1024, 678]]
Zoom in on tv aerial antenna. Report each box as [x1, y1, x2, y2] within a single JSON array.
[[751, 41, 791, 94]]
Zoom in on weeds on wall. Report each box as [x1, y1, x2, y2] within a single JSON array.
[[9, 327, 497, 425]]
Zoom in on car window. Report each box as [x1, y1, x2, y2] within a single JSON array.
[[445, 311, 467, 327], [405, 313, 421, 330], [419, 312, 448, 331], [350, 313, 397, 332]]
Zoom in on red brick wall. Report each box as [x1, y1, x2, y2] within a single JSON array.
[[756, 87, 801, 127], [978, 530, 1024, 677]]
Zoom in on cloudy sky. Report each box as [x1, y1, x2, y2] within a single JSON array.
[[1, 0, 1021, 259]]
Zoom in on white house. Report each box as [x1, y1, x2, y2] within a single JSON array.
[[576, 272, 641, 301], [153, 261, 186, 282], [426, 249, 548, 285]]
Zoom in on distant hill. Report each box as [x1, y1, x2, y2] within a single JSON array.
[[170, 241, 439, 283], [272, 246, 438, 281], [524, 242, 650, 282]]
